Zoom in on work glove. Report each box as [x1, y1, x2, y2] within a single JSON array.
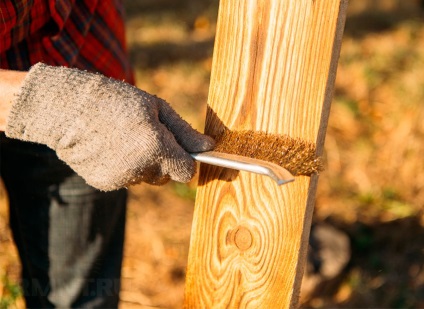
[[6, 63, 215, 191]]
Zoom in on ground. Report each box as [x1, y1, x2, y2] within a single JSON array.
[[1, 0, 424, 308]]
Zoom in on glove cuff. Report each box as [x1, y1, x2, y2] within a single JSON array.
[[5, 63, 101, 149]]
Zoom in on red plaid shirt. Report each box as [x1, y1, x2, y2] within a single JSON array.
[[0, 0, 134, 83]]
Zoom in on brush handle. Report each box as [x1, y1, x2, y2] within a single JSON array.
[[190, 151, 295, 185]]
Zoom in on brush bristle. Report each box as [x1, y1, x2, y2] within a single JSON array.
[[213, 129, 324, 176]]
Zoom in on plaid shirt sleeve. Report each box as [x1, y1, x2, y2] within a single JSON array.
[[0, 0, 134, 83]]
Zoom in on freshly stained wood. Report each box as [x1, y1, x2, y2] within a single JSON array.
[[185, 1, 348, 308]]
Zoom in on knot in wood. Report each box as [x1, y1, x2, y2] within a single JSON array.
[[233, 226, 253, 251]]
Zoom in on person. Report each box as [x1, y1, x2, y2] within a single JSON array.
[[0, 1, 214, 307]]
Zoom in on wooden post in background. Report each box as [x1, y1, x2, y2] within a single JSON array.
[[185, 1, 348, 308]]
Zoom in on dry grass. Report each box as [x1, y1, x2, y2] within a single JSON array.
[[1, 0, 423, 308]]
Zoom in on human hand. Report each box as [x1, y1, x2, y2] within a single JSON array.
[[6, 63, 215, 191]]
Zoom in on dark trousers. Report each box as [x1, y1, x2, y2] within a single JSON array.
[[0, 134, 127, 308]]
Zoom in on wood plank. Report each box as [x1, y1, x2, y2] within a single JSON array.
[[184, 0, 348, 307]]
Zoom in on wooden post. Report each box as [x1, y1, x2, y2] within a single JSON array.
[[185, 1, 348, 308]]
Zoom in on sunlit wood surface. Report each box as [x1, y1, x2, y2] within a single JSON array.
[[185, 0, 348, 308]]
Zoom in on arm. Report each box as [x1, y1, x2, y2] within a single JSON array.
[[0, 69, 27, 131]]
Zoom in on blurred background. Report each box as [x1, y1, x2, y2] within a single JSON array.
[[1, 0, 423, 308]]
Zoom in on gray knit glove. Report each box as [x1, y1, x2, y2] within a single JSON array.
[[6, 63, 215, 191]]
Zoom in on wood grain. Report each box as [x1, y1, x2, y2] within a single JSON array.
[[185, 0, 348, 308]]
